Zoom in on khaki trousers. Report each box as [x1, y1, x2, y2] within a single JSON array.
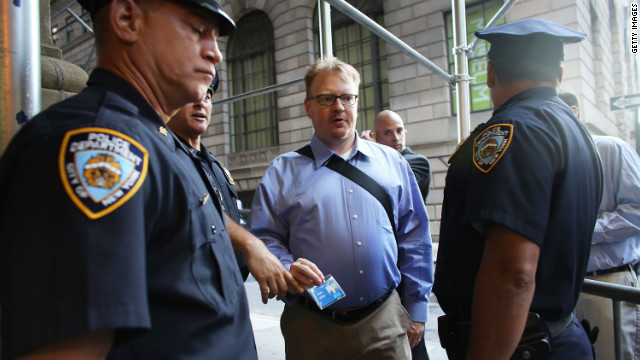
[[280, 291, 412, 360], [575, 266, 640, 360]]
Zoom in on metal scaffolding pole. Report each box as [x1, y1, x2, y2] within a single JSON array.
[[0, 0, 41, 155], [452, 0, 471, 143], [318, 0, 333, 58], [468, 0, 519, 52], [323, 0, 452, 84]]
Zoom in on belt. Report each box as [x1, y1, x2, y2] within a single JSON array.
[[588, 264, 637, 277], [300, 288, 395, 322], [543, 313, 573, 337]]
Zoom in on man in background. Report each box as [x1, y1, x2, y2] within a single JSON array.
[[169, 71, 301, 303], [366, 110, 431, 203], [560, 90, 640, 360]]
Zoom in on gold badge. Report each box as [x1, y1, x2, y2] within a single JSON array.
[[220, 162, 235, 185]]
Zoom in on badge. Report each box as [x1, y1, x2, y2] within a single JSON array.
[[306, 275, 346, 310], [58, 128, 149, 219], [219, 162, 235, 185], [473, 124, 513, 173]]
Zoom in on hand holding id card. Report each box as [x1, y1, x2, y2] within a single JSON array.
[[306, 275, 346, 310]]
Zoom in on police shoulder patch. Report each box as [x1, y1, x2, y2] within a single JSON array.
[[58, 128, 149, 220], [473, 124, 513, 173]]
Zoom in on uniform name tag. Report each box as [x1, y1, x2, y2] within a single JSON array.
[[59, 128, 149, 219]]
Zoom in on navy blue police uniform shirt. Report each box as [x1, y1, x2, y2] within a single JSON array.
[[175, 138, 250, 280], [0, 68, 257, 360], [433, 87, 602, 321]]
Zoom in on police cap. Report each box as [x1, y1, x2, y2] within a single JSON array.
[[475, 18, 586, 62], [78, 0, 236, 36], [208, 68, 219, 95]]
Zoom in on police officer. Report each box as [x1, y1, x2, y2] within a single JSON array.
[[0, 0, 259, 359], [169, 71, 301, 303], [433, 18, 603, 360]]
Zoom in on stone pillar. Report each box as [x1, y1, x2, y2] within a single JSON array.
[[41, 1, 88, 110]]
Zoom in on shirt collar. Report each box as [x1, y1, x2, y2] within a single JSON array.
[[308, 132, 376, 168]]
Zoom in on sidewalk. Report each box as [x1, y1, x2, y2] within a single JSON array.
[[245, 278, 448, 360]]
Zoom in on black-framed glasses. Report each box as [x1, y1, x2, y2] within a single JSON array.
[[307, 94, 358, 106]]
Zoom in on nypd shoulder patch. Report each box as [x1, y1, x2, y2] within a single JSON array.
[[58, 128, 149, 219], [473, 124, 513, 173]]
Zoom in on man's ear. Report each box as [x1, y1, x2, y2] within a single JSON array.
[[109, 0, 144, 44], [304, 98, 312, 118], [486, 61, 496, 88], [556, 66, 564, 86]]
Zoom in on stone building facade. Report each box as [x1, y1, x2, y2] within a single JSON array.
[[50, 0, 640, 239]]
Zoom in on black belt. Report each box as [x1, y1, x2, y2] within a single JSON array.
[[300, 289, 395, 322], [588, 264, 637, 277]]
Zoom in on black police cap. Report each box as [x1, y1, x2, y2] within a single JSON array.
[[78, 0, 236, 36], [475, 18, 586, 62], [208, 68, 219, 94]]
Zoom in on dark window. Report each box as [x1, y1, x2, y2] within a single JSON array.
[[314, 0, 389, 132], [227, 11, 278, 152], [446, 0, 503, 114]]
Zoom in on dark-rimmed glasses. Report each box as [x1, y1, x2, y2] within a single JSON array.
[[307, 94, 358, 106]]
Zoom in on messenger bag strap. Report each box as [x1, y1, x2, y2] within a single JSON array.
[[296, 145, 397, 237]]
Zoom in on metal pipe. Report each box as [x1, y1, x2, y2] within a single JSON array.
[[0, 0, 41, 155], [452, 0, 471, 142], [582, 279, 640, 303], [51, 0, 77, 17], [468, 0, 519, 52], [64, 7, 94, 34], [323, 0, 452, 84], [212, 78, 304, 106], [319, 0, 333, 58], [613, 300, 622, 360]]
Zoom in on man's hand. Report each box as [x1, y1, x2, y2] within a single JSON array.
[[226, 215, 303, 303], [407, 321, 425, 348], [289, 258, 324, 289], [245, 240, 303, 303]]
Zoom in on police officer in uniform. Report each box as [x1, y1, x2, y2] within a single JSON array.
[[0, 0, 259, 359], [433, 18, 603, 360], [169, 72, 300, 302]]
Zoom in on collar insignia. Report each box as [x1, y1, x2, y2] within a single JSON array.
[[158, 126, 168, 136], [59, 128, 149, 219], [473, 124, 513, 173]]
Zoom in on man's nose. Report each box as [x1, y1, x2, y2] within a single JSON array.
[[202, 37, 223, 65], [332, 98, 345, 112]]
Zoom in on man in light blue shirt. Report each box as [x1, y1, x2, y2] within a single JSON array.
[[560, 89, 640, 360], [250, 57, 433, 360], [576, 135, 640, 360]]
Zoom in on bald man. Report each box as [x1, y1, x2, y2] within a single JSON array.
[[366, 110, 431, 203]]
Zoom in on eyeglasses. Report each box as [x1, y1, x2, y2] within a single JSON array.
[[307, 94, 358, 106]]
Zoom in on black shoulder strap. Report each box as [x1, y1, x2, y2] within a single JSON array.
[[296, 145, 396, 237]]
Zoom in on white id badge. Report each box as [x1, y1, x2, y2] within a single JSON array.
[[306, 275, 346, 310]]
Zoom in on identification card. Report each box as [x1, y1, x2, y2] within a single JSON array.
[[306, 275, 346, 310]]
